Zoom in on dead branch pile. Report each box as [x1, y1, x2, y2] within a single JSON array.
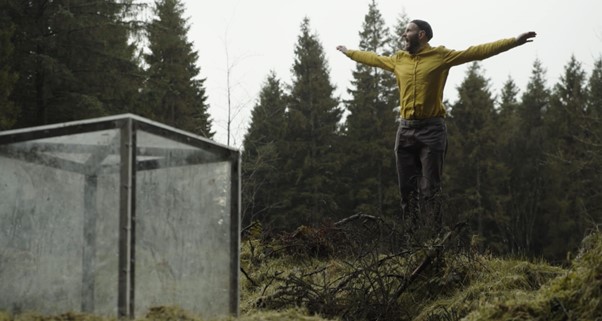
[[241, 216, 471, 321]]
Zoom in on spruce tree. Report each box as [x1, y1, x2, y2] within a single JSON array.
[[541, 56, 588, 260], [384, 13, 410, 114], [0, 10, 18, 129], [241, 71, 287, 226], [491, 77, 520, 253], [386, 12, 410, 112], [279, 17, 342, 228], [7, 0, 143, 127], [497, 77, 520, 131], [446, 62, 501, 250], [144, 0, 212, 137], [389, 12, 410, 56], [494, 60, 550, 255], [340, 0, 399, 217], [509, 60, 550, 255], [583, 57, 602, 230], [587, 58, 602, 120], [8, 0, 74, 127]]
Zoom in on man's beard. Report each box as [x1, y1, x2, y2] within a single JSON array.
[[404, 36, 420, 54]]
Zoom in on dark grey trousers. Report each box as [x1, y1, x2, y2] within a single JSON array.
[[394, 117, 447, 225]]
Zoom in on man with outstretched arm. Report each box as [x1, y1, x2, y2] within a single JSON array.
[[336, 19, 536, 234]]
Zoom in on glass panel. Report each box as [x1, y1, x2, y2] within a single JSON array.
[[134, 130, 233, 318], [0, 129, 121, 316]]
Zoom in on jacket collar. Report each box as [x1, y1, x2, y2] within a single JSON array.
[[414, 43, 432, 55]]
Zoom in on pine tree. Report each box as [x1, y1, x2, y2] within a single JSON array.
[[241, 71, 287, 226], [279, 17, 342, 228], [339, 0, 399, 217], [7, 0, 143, 127], [144, 0, 212, 137]]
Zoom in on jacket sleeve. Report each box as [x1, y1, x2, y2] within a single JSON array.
[[346, 50, 396, 72], [442, 38, 518, 67]]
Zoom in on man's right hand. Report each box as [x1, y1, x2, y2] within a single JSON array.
[[516, 31, 537, 45]]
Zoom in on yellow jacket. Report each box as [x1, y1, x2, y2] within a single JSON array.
[[345, 38, 519, 119]]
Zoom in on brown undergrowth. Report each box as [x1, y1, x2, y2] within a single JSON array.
[[240, 218, 599, 321]]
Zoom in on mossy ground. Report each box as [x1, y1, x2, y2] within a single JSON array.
[[460, 232, 602, 321], [1, 230, 600, 321], [0, 308, 335, 321]]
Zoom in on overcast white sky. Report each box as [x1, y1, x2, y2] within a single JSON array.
[[178, 0, 602, 148]]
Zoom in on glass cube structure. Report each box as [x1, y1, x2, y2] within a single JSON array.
[[0, 114, 240, 318]]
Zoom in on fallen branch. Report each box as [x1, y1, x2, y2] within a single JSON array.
[[334, 213, 382, 227], [240, 267, 258, 287]]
